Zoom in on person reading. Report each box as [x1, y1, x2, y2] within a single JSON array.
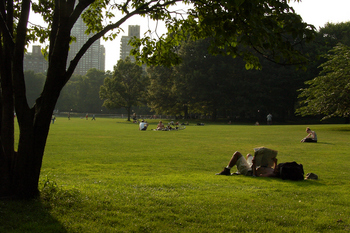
[[216, 147, 279, 177]]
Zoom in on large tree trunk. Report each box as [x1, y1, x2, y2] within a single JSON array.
[[183, 104, 189, 119], [0, 65, 60, 198], [0, 0, 70, 199], [127, 107, 131, 121], [0, 71, 63, 199]]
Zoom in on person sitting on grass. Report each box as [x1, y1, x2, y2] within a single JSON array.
[[139, 120, 148, 131], [216, 149, 279, 177], [300, 127, 317, 143], [156, 121, 165, 130]]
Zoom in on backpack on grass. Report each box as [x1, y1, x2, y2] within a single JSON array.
[[277, 162, 304, 181]]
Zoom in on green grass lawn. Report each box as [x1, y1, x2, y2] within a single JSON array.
[[1, 117, 350, 232]]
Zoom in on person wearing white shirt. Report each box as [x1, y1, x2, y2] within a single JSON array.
[[139, 120, 148, 131]]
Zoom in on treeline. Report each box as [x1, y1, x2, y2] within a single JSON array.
[[25, 22, 350, 122], [25, 68, 107, 113], [144, 22, 350, 122]]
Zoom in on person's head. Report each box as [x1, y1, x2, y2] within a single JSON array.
[[159, 121, 162, 123], [141, 120, 144, 122], [306, 127, 311, 133]]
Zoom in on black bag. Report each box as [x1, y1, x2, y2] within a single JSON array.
[[277, 162, 304, 181]]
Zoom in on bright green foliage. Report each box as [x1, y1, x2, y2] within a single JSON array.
[[99, 57, 146, 121], [56, 69, 107, 113], [145, 66, 180, 115], [296, 43, 350, 120]]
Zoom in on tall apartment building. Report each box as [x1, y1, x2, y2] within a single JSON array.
[[120, 25, 140, 62], [68, 16, 105, 75], [23, 45, 48, 74]]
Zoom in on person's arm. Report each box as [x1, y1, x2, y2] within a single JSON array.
[[301, 133, 311, 142], [272, 158, 278, 174], [257, 158, 278, 177], [252, 156, 257, 177]]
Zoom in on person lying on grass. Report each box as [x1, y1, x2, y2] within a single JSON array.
[[216, 150, 279, 177]]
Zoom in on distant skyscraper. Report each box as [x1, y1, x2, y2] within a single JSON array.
[[68, 16, 105, 75], [120, 25, 140, 62], [23, 45, 48, 73]]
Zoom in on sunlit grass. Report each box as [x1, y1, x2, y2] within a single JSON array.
[[2, 117, 350, 232]]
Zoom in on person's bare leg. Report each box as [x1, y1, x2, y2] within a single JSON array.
[[228, 151, 243, 168], [216, 151, 242, 175]]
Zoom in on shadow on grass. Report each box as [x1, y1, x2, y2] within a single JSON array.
[[316, 142, 335, 145], [244, 176, 326, 186], [0, 198, 67, 232], [332, 126, 350, 131]]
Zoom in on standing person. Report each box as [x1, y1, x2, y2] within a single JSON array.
[[216, 148, 279, 177], [267, 113, 272, 125], [301, 127, 317, 143], [85, 113, 89, 120], [68, 112, 70, 120], [132, 113, 137, 123], [139, 120, 148, 131], [52, 115, 56, 124], [91, 114, 96, 120]]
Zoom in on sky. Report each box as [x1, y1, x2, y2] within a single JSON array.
[[29, 0, 350, 72], [289, 0, 350, 29]]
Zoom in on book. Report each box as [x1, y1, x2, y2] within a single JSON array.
[[253, 147, 278, 167]]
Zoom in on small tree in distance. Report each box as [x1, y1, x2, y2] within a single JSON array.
[[100, 57, 146, 121]]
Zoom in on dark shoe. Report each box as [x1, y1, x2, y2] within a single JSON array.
[[305, 173, 318, 180], [216, 168, 231, 175]]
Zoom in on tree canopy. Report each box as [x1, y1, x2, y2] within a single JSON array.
[[296, 43, 350, 120], [131, 0, 315, 68], [100, 57, 147, 121]]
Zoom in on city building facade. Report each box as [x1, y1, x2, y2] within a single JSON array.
[[68, 16, 105, 75], [120, 25, 140, 62], [23, 45, 48, 74]]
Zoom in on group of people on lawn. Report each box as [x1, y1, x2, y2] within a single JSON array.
[[139, 120, 183, 131], [155, 120, 181, 131]]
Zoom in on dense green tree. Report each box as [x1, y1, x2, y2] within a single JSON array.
[[78, 68, 106, 113], [147, 38, 303, 122], [174, 38, 237, 120], [55, 74, 84, 112], [0, 0, 315, 199], [146, 66, 181, 116], [296, 43, 350, 120], [100, 57, 146, 121], [56, 69, 107, 113], [24, 71, 45, 107]]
